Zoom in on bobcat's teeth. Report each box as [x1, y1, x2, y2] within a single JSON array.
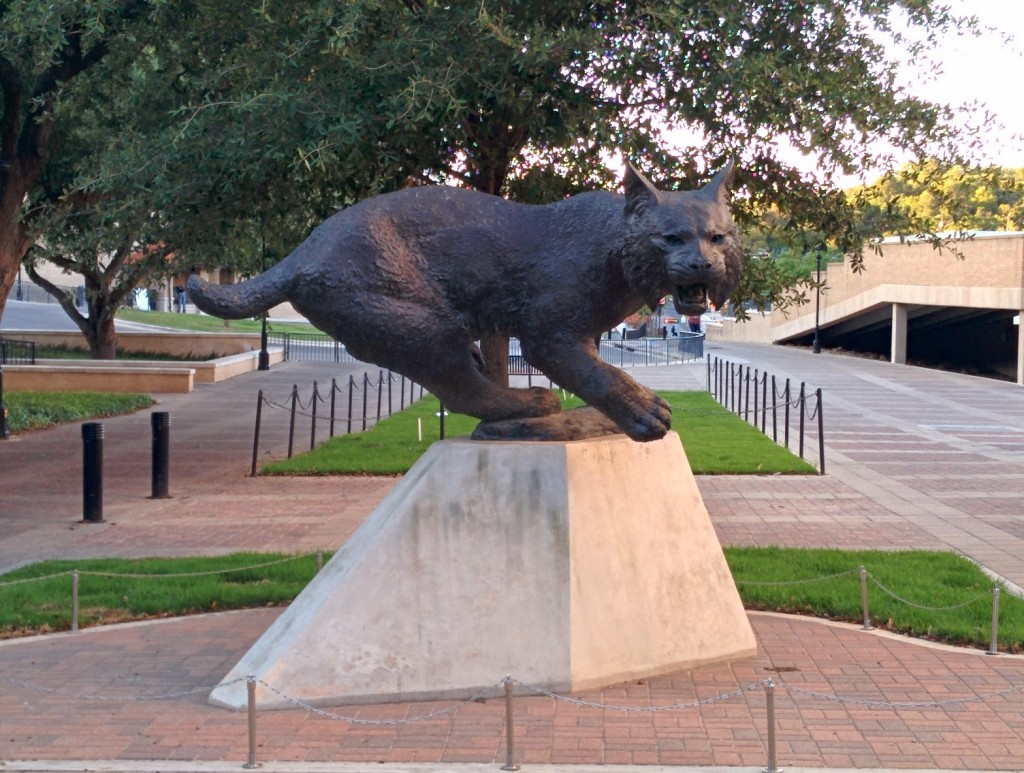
[[673, 283, 708, 312]]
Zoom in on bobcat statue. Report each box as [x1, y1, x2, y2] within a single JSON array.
[[187, 162, 742, 441]]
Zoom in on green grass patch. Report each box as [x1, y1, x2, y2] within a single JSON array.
[[118, 308, 322, 335], [2, 548, 1020, 651], [0, 553, 323, 637], [31, 343, 215, 361], [263, 390, 818, 476], [725, 546, 1022, 651], [4, 391, 155, 434]]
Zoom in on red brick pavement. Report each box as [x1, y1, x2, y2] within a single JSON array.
[[1, 611, 1022, 769]]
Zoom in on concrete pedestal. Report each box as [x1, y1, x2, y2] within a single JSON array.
[[209, 432, 755, 709]]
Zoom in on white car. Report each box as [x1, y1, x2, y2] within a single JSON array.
[[701, 311, 724, 328]]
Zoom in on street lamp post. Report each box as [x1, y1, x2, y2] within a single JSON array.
[[812, 249, 823, 354], [258, 315, 270, 370]]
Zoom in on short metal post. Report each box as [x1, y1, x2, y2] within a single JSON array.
[[347, 375, 355, 434], [309, 382, 318, 451], [500, 676, 520, 771], [771, 375, 778, 441], [376, 371, 384, 423], [783, 379, 791, 449], [150, 412, 170, 498], [816, 388, 825, 474], [439, 402, 446, 440], [761, 373, 768, 433], [250, 391, 263, 477], [859, 566, 873, 630], [0, 369, 10, 440], [71, 569, 79, 633], [316, 549, 324, 572], [798, 382, 806, 460], [762, 678, 781, 773], [988, 586, 1001, 655], [81, 423, 105, 523], [744, 366, 751, 421], [243, 673, 258, 768], [287, 385, 298, 459], [361, 373, 369, 431], [329, 379, 337, 438]]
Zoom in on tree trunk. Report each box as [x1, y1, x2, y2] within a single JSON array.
[[479, 334, 509, 386], [0, 186, 32, 323]]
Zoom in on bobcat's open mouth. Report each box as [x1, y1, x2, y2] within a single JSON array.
[[673, 283, 708, 314]]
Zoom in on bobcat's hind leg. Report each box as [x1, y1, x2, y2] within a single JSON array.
[[402, 339, 561, 423]]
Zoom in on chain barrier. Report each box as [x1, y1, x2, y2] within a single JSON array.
[[256, 677, 506, 724], [0, 570, 71, 587], [707, 355, 825, 473], [735, 568, 859, 587], [511, 677, 769, 711], [867, 572, 994, 611], [779, 678, 1024, 708]]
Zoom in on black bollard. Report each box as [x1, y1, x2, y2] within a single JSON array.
[[151, 412, 170, 498], [81, 423, 105, 523]]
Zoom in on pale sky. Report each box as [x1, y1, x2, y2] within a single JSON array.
[[901, 0, 1024, 168]]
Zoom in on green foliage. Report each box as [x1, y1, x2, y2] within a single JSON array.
[[4, 391, 154, 434], [263, 390, 817, 476], [851, 160, 1024, 236], [0, 553, 323, 636], [726, 547, 1022, 651], [116, 308, 323, 334]]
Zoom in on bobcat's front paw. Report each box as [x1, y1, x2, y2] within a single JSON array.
[[522, 386, 562, 417], [616, 389, 672, 442]]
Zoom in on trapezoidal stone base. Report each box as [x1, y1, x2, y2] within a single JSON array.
[[209, 431, 756, 709]]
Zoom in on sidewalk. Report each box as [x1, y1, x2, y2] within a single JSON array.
[[2, 345, 1024, 771]]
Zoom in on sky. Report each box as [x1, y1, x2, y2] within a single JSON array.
[[901, 0, 1024, 168]]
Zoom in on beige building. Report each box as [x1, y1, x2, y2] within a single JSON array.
[[711, 232, 1024, 384]]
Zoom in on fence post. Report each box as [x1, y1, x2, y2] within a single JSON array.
[[798, 382, 807, 460], [347, 375, 355, 434], [81, 423, 104, 523], [761, 373, 768, 433], [816, 387, 825, 474], [243, 674, 258, 769], [706, 357, 711, 392], [309, 382, 319, 451], [251, 391, 263, 477], [0, 369, 9, 440], [71, 569, 79, 633], [361, 373, 369, 431], [500, 676, 520, 771], [400, 375, 406, 410], [771, 375, 778, 441], [988, 586, 1001, 655], [376, 371, 384, 423], [783, 378, 791, 449], [317, 549, 324, 572], [763, 678, 781, 773], [744, 366, 751, 421], [859, 566, 873, 630], [439, 402, 446, 440], [387, 371, 393, 416], [329, 378, 337, 439], [753, 368, 759, 426], [287, 385, 298, 459]]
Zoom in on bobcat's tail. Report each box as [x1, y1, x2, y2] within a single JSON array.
[[186, 263, 294, 320]]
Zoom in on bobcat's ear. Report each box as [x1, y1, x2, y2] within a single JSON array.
[[623, 161, 660, 217], [703, 160, 736, 205]]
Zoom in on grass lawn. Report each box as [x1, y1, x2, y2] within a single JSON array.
[[263, 390, 819, 476], [118, 308, 321, 335], [1, 548, 1019, 651], [3, 391, 155, 434]]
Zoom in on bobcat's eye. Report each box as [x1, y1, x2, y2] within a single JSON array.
[[664, 233, 685, 245], [709, 233, 726, 245]]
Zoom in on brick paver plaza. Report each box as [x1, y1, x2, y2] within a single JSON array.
[[2, 341, 1024, 772]]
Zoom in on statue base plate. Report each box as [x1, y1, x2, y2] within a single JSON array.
[[209, 432, 755, 709]]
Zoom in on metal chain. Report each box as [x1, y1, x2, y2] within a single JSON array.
[[781, 679, 1024, 708], [511, 678, 769, 711], [736, 568, 859, 587], [256, 678, 505, 724], [0, 570, 70, 587], [0, 674, 246, 702], [79, 553, 313, 579], [867, 574, 992, 611]]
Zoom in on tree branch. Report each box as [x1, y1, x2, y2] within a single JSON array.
[[0, 55, 21, 171], [25, 262, 87, 329]]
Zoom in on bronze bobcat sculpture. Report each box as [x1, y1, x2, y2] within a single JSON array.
[[187, 162, 742, 441]]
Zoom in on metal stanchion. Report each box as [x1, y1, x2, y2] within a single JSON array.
[[316, 549, 324, 572], [287, 385, 298, 458], [81, 423, 105, 523], [150, 412, 170, 498], [762, 678, 781, 773], [988, 586, 1001, 655], [859, 566, 873, 630], [500, 676, 520, 771], [243, 674, 259, 768], [251, 391, 263, 478], [70, 569, 79, 633]]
